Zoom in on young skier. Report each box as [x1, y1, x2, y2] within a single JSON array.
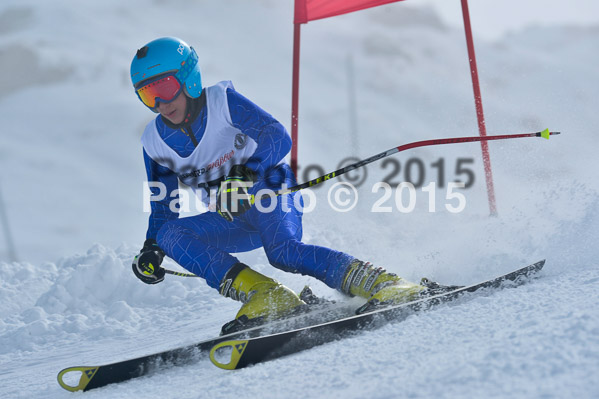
[[130, 37, 443, 324]]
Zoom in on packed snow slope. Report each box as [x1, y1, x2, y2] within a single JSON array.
[[0, 1, 598, 398]]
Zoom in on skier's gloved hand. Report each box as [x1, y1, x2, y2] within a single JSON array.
[[217, 164, 257, 222], [132, 239, 166, 284]]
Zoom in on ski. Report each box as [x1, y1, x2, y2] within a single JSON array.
[[56, 288, 354, 392], [57, 331, 242, 392], [209, 260, 545, 370], [57, 260, 544, 390]]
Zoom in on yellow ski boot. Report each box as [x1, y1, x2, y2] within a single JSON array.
[[341, 260, 425, 314], [219, 263, 306, 323]]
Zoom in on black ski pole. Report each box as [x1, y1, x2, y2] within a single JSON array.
[[164, 269, 199, 278]]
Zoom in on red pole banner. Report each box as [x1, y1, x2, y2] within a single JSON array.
[[295, 0, 405, 23], [461, 0, 497, 215]]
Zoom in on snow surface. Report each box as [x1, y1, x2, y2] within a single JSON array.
[[0, 1, 598, 398]]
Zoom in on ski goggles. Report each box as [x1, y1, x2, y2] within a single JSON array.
[[135, 74, 183, 109]]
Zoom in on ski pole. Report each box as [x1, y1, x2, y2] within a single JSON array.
[[273, 129, 560, 196], [164, 269, 199, 278], [171, 129, 558, 280]]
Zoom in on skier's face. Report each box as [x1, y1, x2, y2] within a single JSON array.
[[156, 91, 187, 124]]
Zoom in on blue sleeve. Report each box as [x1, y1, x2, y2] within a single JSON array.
[[143, 148, 179, 240], [226, 88, 292, 177]]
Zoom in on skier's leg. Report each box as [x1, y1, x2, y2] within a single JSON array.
[[155, 211, 262, 289], [249, 190, 429, 307], [247, 190, 353, 289], [156, 211, 305, 321]]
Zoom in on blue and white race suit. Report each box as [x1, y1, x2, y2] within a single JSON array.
[[142, 81, 353, 291]]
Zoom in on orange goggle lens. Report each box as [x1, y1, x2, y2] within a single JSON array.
[[136, 75, 182, 109]]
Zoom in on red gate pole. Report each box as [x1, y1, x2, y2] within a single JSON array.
[[290, 23, 302, 176], [461, 0, 497, 216]]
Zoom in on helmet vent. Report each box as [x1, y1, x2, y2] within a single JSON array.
[[136, 46, 149, 59]]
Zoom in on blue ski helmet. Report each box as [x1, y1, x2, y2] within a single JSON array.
[[130, 37, 202, 105]]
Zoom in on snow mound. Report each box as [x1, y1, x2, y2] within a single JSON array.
[[0, 244, 232, 356]]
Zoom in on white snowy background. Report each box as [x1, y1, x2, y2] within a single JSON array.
[[0, 0, 598, 398]]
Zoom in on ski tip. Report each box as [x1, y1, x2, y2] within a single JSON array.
[[534, 259, 546, 270], [57, 366, 98, 392], [210, 340, 249, 370]]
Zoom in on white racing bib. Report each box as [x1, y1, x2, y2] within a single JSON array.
[[142, 81, 258, 206]]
